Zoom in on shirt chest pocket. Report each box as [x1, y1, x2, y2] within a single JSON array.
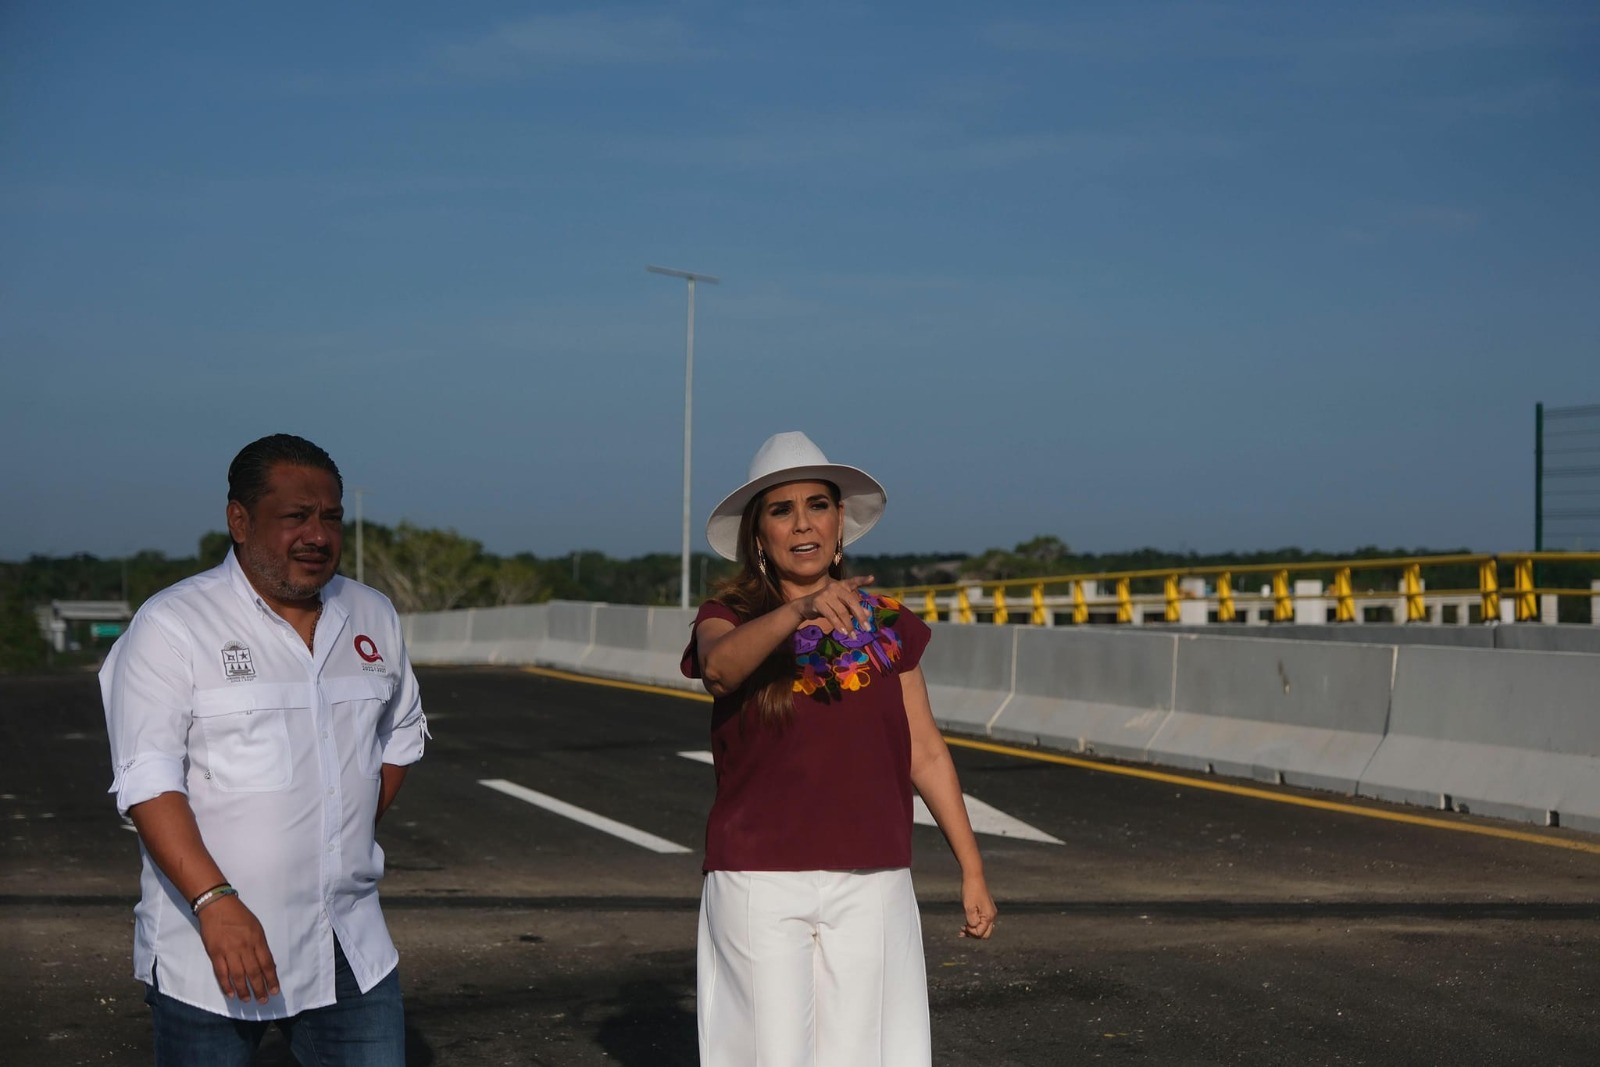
[[324, 675, 396, 780], [191, 684, 306, 793]]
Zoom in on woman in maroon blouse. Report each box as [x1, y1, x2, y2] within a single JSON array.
[[682, 431, 996, 1067]]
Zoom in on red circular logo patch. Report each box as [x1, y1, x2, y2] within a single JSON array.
[[354, 635, 383, 663]]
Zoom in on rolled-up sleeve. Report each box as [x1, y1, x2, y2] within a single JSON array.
[[100, 610, 194, 815], [377, 633, 428, 767]]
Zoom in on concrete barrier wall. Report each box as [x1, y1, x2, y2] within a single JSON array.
[[407, 609, 474, 664], [645, 608, 702, 692], [1162, 623, 1491, 648], [582, 605, 702, 691], [1153, 636, 1393, 793], [403, 601, 1600, 833], [994, 628, 1176, 761], [583, 604, 651, 680], [1494, 625, 1600, 655], [1360, 646, 1600, 831], [542, 601, 598, 671], [1162, 622, 1600, 653], [920, 623, 1015, 734], [461, 605, 548, 664], [406, 601, 698, 691]]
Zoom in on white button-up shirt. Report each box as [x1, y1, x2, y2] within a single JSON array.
[[100, 549, 427, 1019]]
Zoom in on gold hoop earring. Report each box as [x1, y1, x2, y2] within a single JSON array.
[[757, 547, 769, 579]]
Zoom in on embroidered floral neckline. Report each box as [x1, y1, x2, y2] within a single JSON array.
[[791, 593, 907, 704]]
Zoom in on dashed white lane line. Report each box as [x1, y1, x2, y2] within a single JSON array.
[[478, 778, 692, 855], [676, 751, 1064, 845]]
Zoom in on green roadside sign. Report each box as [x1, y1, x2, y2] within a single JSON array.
[[90, 622, 124, 638]]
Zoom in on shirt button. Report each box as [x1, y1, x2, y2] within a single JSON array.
[[321, 731, 329, 740], [327, 787, 335, 796]]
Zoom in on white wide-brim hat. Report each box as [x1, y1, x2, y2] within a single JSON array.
[[706, 431, 887, 562]]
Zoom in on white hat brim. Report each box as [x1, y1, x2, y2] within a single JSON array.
[[706, 463, 886, 562]]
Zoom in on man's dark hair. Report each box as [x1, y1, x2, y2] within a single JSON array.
[[227, 434, 343, 509]]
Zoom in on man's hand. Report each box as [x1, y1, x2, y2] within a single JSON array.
[[128, 791, 281, 998], [196, 895, 280, 1002], [377, 763, 408, 824]]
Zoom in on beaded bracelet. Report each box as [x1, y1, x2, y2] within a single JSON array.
[[190, 883, 237, 914]]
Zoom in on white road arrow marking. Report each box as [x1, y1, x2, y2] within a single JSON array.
[[479, 779, 692, 854], [913, 795, 1064, 845], [676, 751, 1063, 845]]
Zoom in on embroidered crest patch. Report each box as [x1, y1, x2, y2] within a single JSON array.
[[221, 641, 256, 681]]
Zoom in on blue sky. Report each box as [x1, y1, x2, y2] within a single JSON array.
[[3, 1, 1597, 561]]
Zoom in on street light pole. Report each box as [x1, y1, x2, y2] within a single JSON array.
[[647, 264, 720, 609]]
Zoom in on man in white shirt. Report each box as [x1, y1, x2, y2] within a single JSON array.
[[101, 433, 427, 1066]]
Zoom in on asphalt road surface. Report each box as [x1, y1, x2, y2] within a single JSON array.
[[5, 666, 1600, 1066]]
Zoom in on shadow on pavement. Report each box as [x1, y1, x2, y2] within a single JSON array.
[[592, 977, 698, 1066]]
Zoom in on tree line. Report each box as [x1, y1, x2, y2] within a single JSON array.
[[4, 526, 1596, 672], [0, 522, 749, 671]]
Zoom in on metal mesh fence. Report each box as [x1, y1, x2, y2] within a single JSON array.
[[1540, 402, 1600, 551]]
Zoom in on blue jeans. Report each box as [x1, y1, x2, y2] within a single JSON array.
[[145, 938, 404, 1067]]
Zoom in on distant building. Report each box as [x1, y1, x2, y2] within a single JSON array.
[[34, 600, 132, 653]]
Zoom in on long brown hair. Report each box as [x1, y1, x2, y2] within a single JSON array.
[[711, 481, 844, 727]]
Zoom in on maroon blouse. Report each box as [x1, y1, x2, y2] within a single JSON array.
[[681, 592, 932, 872]]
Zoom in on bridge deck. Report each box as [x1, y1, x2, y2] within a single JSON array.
[[5, 667, 1599, 1065]]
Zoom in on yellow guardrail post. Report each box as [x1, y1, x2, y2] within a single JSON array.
[[883, 552, 1559, 633], [1513, 557, 1536, 621], [1272, 570, 1292, 622], [1478, 559, 1499, 623], [1333, 567, 1355, 622], [1402, 563, 1426, 622]]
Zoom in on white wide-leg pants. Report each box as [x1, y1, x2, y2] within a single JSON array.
[[698, 868, 931, 1067]]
